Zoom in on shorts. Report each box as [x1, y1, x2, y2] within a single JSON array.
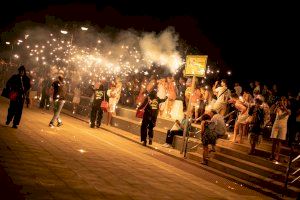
[[271, 124, 287, 140]]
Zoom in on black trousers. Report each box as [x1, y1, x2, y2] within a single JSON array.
[[141, 117, 155, 142], [166, 130, 183, 144], [39, 92, 50, 109], [90, 106, 103, 126], [6, 99, 24, 126]]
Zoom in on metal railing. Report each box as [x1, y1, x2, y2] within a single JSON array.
[[284, 151, 300, 196]]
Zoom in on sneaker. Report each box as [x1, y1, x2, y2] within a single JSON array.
[[96, 124, 101, 128], [57, 122, 63, 127], [90, 124, 95, 128], [12, 125, 18, 129], [162, 143, 169, 147], [149, 139, 153, 145], [162, 143, 172, 148], [5, 121, 10, 126], [142, 141, 147, 146], [49, 123, 55, 128]]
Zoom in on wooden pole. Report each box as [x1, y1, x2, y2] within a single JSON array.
[[180, 74, 196, 154]]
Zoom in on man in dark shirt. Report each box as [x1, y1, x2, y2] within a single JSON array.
[[90, 84, 106, 128], [139, 90, 166, 146], [49, 75, 66, 127], [5, 65, 31, 128]]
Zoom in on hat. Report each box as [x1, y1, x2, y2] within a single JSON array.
[[18, 65, 26, 71]]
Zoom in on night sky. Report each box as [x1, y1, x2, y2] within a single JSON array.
[[0, 0, 298, 90]]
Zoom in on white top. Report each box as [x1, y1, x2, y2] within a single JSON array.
[[215, 86, 230, 104], [234, 86, 242, 96], [157, 83, 167, 99]]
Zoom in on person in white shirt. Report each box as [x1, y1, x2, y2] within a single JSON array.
[[212, 79, 230, 116], [234, 82, 242, 96]]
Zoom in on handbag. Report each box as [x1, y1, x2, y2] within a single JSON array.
[[136, 100, 149, 118], [9, 91, 18, 101], [1, 87, 10, 99], [100, 91, 109, 112]]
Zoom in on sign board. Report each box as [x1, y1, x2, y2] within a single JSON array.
[[184, 55, 207, 77]]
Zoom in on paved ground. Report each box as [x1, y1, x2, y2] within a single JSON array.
[[0, 97, 271, 200]]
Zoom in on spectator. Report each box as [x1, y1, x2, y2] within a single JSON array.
[[189, 85, 201, 119], [39, 77, 51, 110], [177, 77, 187, 110], [72, 84, 81, 113], [165, 76, 177, 118], [253, 81, 261, 96], [270, 97, 291, 161], [212, 79, 230, 116], [199, 114, 217, 165], [157, 77, 168, 116], [210, 109, 226, 152], [229, 93, 248, 143], [248, 97, 265, 155], [234, 82, 242, 96], [162, 113, 190, 148]]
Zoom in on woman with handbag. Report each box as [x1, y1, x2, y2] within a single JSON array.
[[90, 83, 106, 128], [5, 65, 31, 128]]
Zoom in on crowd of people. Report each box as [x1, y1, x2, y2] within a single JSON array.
[[1, 65, 300, 165]]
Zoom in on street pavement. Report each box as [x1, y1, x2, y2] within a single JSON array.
[[0, 97, 272, 200]]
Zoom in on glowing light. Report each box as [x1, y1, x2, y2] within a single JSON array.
[[81, 27, 88, 31], [60, 30, 68, 34], [227, 71, 231, 75], [14, 54, 19, 59], [5, 42, 10, 45], [78, 149, 87, 153]]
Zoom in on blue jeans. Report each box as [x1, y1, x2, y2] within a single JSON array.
[[50, 100, 65, 124]]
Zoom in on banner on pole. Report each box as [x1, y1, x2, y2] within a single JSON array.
[[184, 55, 207, 77]]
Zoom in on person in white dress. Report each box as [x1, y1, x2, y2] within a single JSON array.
[[270, 97, 291, 161], [106, 78, 122, 125], [157, 78, 167, 116], [72, 84, 81, 113]]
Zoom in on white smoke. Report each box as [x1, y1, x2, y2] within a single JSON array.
[[139, 27, 183, 73]]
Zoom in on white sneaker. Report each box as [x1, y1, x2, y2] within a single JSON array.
[[162, 143, 172, 148], [162, 143, 168, 147]]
